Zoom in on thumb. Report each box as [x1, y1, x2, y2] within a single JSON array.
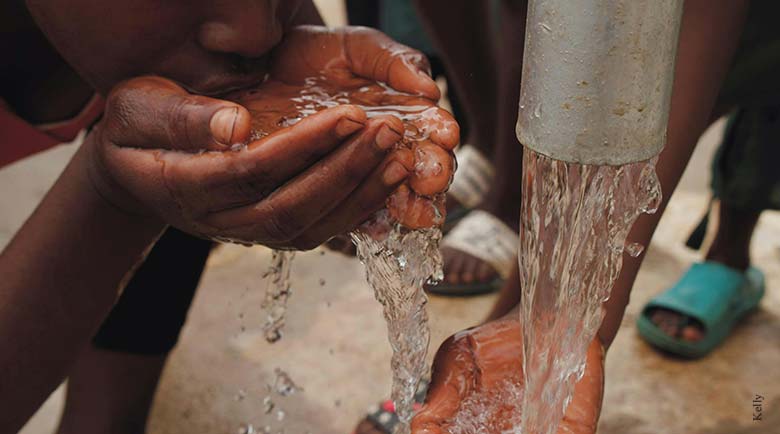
[[101, 76, 252, 152]]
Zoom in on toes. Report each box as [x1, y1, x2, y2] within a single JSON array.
[[680, 324, 705, 342], [649, 308, 708, 342], [461, 256, 479, 284], [651, 309, 681, 337], [442, 247, 465, 285], [476, 261, 497, 283]]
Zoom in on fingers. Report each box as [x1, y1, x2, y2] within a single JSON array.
[[338, 27, 441, 100], [409, 107, 460, 150], [105, 104, 368, 218], [271, 26, 440, 100], [561, 339, 605, 434], [409, 140, 455, 196], [291, 151, 414, 249], [387, 185, 447, 229], [101, 76, 252, 152], [411, 335, 477, 434], [201, 115, 404, 246]]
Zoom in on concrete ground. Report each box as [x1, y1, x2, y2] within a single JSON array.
[[5, 2, 778, 433]]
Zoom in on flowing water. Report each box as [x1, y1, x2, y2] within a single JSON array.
[[518, 149, 661, 434], [261, 250, 295, 343], [351, 223, 443, 433], [233, 75, 451, 433]]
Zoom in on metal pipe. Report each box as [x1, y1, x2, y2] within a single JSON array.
[[516, 0, 684, 165]]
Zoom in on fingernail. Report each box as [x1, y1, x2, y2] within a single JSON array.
[[382, 161, 408, 185], [376, 125, 402, 150], [335, 118, 363, 137], [211, 107, 238, 146]]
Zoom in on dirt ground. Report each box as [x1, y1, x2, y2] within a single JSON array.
[[5, 1, 778, 433]]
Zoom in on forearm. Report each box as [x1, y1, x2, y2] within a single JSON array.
[[598, 0, 750, 347], [0, 143, 165, 432]]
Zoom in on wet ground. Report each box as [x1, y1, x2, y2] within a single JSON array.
[[6, 2, 778, 433]]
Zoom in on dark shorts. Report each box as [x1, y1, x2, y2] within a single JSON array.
[[710, 1, 780, 211], [92, 228, 213, 355]]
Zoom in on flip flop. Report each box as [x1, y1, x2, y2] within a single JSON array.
[[637, 261, 765, 358], [429, 210, 517, 296], [444, 145, 494, 232], [356, 379, 430, 434]]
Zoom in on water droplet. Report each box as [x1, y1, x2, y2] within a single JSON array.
[[625, 242, 644, 257], [273, 368, 302, 396], [262, 396, 275, 414], [533, 103, 543, 118], [276, 410, 286, 422], [540, 22, 552, 33], [238, 424, 256, 434]]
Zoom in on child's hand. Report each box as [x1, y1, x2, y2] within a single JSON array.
[[411, 318, 604, 434], [265, 26, 459, 229], [87, 76, 408, 249], [270, 26, 441, 100]]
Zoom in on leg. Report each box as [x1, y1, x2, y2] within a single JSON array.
[[485, 0, 750, 345], [438, 0, 527, 289], [414, 0, 497, 151], [56, 349, 165, 434], [649, 202, 760, 342], [55, 228, 212, 434], [599, 0, 750, 347]]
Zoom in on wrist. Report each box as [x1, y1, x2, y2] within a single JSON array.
[[76, 134, 166, 234], [82, 127, 164, 228]]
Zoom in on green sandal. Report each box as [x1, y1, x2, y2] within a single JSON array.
[[637, 261, 765, 358]]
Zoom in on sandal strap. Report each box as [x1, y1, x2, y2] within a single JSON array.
[[442, 210, 518, 279], [448, 145, 494, 209]]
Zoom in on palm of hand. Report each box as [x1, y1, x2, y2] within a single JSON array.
[[412, 318, 604, 434]]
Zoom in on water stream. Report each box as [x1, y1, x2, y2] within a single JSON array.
[[261, 250, 295, 343], [234, 75, 451, 433], [352, 223, 443, 433], [518, 149, 661, 434]]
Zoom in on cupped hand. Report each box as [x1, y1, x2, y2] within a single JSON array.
[[87, 76, 411, 249], [269, 25, 441, 100], [411, 318, 604, 434], [267, 26, 459, 230]]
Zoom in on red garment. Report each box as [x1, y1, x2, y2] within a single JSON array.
[[0, 95, 104, 168]]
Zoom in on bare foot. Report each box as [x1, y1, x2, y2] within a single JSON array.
[[649, 309, 706, 342]]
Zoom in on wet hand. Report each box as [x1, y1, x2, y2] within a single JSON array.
[[269, 26, 459, 229], [87, 76, 411, 249], [411, 318, 604, 434], [270, 25, 441, 100]]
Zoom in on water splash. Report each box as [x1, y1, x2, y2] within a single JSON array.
[[448, 381, 524, 434], [519, 149, 661, 434], [261, 250, 295, 343], [351, 222, 443, 434], [236, 75, 450, 432]]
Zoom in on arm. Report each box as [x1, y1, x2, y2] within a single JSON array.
[[0, 145, 164, 431], [1, 27, 450, 431]]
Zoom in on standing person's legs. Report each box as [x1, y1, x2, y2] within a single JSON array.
[[429, 0, 527, 292], [56, 228, 213, 434], [647, 104, 780, 344], [599, 0, 750, 347], [413, 0, 498, 154]]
